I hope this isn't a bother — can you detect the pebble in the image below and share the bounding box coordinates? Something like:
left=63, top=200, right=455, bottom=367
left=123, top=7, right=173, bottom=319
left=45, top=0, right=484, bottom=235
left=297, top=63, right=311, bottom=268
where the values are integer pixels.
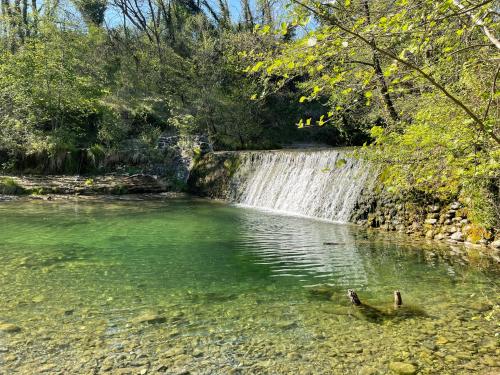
left=0, top=323, right=21, bottom=333
left=32, top=295, right=45, bottom=303
left=445, top=355, right=458, bottom=363
left=4, top=354, right=17, bottom=362
left=388, top=361, right=417, bottom=374
left=100, top=356, right=114, bottom=371
left=436, top=336, right=449, bottom=345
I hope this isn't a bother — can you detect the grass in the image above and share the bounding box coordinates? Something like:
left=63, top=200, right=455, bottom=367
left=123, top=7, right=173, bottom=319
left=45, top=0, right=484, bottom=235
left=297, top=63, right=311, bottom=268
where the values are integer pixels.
left=0, top=177, right=26, bottom=195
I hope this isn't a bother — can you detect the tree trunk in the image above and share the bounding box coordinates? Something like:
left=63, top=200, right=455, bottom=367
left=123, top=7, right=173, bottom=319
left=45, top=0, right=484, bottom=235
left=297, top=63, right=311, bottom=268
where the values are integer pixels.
left=453, top=0, right=500, bottom=50
left=362, top=0, right=399, bottom=123
left=241, top=0, right=254, bottom=30
left=31, top=0, right=37, bottom=33
left=261, top=0, right=272, bottom=25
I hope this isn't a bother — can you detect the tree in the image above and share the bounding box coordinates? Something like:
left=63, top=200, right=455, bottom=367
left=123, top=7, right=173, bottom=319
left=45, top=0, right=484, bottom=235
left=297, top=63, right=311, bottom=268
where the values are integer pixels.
left=245, top=0, right=499, bottom=226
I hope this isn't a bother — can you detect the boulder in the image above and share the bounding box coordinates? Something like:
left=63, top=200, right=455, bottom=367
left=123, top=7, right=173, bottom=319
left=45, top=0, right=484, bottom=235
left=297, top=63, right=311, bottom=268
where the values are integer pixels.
left=490, top=240, right=500, bottom=249
left=450, top=232, right=464, bottom=242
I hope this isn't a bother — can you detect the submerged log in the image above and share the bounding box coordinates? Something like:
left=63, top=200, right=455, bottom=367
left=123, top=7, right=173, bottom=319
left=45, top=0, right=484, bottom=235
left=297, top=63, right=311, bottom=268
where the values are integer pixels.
left=394, top=290, right=403, bottom=307
left=347, top=289, right=362, bottom=306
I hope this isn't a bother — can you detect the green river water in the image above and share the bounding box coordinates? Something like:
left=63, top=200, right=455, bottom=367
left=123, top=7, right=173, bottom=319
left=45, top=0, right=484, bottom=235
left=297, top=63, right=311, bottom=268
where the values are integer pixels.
left=0, top=196, right=498, bottom=374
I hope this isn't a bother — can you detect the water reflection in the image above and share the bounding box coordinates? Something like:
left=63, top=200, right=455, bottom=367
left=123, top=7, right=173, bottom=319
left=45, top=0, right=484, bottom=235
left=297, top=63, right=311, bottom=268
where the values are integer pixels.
left=237, top=207, right=368, bottom=287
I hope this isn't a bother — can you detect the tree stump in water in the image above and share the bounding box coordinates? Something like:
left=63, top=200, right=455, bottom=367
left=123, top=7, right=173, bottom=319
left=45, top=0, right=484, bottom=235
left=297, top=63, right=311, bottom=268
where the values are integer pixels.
left=394, top=290, right=403, bottom=307
left=347, top=289, right=362, bottom=306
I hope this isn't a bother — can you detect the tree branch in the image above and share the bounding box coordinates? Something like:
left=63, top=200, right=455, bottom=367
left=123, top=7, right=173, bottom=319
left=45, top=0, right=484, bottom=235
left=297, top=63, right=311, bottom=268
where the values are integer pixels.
left=291, top=0, right=500, bottom=145
left=452, top=0, right=500, bottom=50
left=483, top=64, right=500, bottom=121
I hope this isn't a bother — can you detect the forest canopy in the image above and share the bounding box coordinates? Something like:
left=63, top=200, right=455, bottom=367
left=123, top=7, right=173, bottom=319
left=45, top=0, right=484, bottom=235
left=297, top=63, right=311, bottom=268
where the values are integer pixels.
left=0, top=0, right=499, bottom=226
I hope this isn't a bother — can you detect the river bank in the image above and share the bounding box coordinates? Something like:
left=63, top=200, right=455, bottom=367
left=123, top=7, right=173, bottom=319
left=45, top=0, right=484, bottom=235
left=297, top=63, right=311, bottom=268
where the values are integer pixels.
left=0, top=174, right=176, bottom=197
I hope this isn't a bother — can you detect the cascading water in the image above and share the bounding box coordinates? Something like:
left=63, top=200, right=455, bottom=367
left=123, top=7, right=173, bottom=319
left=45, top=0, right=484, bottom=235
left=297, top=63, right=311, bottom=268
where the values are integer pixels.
left=228, top=149, right=373, bottom=223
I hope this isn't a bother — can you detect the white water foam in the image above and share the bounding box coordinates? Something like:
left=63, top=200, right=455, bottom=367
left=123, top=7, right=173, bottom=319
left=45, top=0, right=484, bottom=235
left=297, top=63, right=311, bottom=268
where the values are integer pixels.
left=228, top=149, right=373, bottom=223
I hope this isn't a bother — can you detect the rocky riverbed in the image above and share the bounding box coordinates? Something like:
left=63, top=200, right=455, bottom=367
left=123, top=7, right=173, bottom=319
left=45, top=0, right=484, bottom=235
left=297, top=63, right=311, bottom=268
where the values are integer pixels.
left=0, top=198, right=499, bottom=375
left=0, top=281, right=498, bottom=374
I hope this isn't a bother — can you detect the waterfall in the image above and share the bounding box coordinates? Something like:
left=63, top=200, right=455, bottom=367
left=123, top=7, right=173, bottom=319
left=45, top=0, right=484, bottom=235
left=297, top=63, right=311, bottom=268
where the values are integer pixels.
left=228, top=149, right=373, bottom=223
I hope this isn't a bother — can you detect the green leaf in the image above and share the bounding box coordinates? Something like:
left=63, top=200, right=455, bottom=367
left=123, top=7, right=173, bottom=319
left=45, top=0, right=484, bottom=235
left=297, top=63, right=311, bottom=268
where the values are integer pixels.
left=370, top=126, right=384, bottom=138
left=281, top=22, right=288, bottom=35
left=317, top=114, right=325, bottom=126
left=251, top=62, right=264, bottom=72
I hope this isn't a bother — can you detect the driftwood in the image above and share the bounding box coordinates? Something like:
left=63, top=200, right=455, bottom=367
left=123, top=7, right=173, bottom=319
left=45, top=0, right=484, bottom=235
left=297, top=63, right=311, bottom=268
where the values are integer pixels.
left=347, top=289, right=403, bottom=307
left=344, top=290, right=426, bottom=323
left=394, top=290, right=403, bottom=307
left=347, top=289, right=362, bottom=306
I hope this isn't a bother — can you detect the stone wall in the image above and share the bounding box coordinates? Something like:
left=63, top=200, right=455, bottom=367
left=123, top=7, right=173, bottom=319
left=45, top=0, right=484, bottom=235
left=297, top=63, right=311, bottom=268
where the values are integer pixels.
left=187, top=152, right=239, bottom=199
left=351, top=189, right=500, bottom=250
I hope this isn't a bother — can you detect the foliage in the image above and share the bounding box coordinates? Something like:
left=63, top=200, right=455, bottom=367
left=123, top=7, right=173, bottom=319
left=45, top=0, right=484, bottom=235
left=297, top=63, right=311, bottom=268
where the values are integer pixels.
left=0, top=0, right=499, bottom=228
left=245, top=0, right=500, bottom=228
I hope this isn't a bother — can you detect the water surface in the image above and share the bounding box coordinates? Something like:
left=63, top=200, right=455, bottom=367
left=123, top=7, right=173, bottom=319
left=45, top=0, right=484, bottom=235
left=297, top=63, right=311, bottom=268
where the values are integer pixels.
left=0, top=197, right=498, bottom=374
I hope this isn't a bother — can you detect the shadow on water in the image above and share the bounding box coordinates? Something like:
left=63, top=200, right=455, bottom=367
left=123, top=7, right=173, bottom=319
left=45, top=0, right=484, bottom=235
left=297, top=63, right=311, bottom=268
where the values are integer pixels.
left=307, top=285, right=429, bottom=324
left=351, top=304, right=429, bottom=324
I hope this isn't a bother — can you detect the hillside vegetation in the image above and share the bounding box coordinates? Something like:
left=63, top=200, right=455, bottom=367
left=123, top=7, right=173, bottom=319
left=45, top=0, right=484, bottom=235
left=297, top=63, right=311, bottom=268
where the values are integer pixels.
left=0, top=0, right=498, bottom=228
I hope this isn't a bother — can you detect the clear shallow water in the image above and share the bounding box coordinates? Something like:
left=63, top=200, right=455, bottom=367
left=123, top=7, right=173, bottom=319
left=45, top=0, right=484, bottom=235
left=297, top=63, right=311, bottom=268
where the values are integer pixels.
left=0, top=197, right=498, bottom=374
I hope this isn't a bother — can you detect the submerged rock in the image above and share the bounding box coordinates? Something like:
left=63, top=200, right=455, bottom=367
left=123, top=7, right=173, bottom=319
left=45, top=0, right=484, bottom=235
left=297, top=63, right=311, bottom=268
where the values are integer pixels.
left=277, top=321, right=298, bottom=330
left=32, top=295, right=45, bottom=303
left=435, top=336, right=449, bottom=345
left=388, top=362, right=417, bottom=374
left=0, top=323, right=21, bottom=333
left=307, top=285, right=335, bottom=299
left=132, top=312, right=166, bottom=325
